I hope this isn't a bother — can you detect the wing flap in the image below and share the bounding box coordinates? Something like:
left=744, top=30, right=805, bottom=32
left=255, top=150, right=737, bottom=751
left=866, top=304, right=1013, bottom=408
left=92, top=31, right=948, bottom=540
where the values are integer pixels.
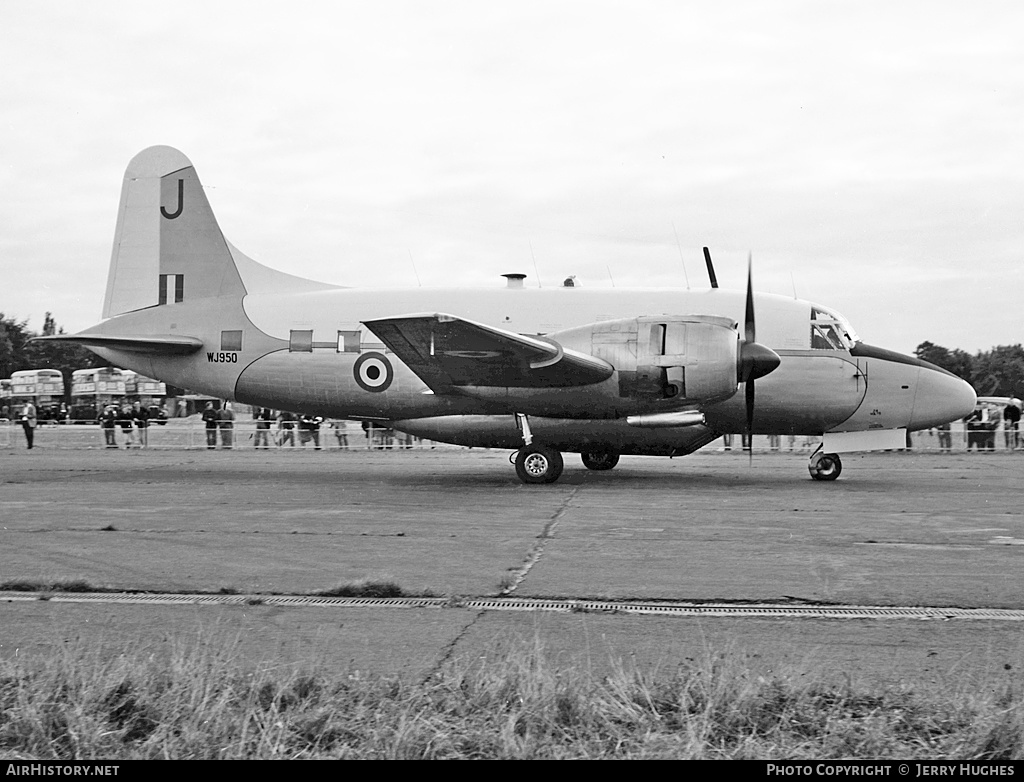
left=363, top=313, right=613, bottom=391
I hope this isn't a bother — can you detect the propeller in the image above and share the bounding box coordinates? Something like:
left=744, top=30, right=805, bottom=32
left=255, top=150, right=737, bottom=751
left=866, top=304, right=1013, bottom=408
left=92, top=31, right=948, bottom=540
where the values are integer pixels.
left=736, top=254, right=781, bottom=461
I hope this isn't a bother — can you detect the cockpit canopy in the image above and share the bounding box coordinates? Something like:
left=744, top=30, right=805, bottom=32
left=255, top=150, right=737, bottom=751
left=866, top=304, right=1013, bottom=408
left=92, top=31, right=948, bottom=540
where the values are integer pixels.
left=810, top=305, right=859, bottom=350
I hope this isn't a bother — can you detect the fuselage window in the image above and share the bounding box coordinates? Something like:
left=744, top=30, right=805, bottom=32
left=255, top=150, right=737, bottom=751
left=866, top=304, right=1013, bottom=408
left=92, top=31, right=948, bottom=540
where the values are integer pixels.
left=220, top=330, right=243, bottom=351
left=289, top=330, right=313, bottom=353
left=337, top=330, right=361, bottom=353
left=811, top=322, right=846, bottom=350
left=810, top=306, right=857, bottom=350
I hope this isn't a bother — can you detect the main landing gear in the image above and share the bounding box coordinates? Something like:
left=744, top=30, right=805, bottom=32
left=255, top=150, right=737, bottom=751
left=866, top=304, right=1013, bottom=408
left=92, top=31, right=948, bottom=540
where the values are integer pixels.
left=513, top=413, right=565, bottom=484
left=581, top=449, right=619, bottom=471
left=512, top=414, right=623, bottom=483
left=512, top=445, right=622, bottom=483
left=513, top=445, right=564, bottom=484
left=808, top=446, right=842, bottom=481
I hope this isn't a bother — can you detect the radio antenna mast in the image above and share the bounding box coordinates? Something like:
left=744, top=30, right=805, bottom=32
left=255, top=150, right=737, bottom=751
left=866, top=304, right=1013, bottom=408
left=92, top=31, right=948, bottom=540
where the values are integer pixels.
left=671, top=221, right=690, bottom=289
left=530, top=241, right=542, bottom=288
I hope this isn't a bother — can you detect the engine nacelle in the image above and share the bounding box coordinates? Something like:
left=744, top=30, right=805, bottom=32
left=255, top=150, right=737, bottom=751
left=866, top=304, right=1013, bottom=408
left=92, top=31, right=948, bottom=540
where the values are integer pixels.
left=551, top=315, right=740, bottom=404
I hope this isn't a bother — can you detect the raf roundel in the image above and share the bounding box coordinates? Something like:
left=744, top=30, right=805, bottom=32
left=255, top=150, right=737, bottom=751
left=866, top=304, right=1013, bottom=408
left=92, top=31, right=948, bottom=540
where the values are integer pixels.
left=353, top=352, right=394, bottom=393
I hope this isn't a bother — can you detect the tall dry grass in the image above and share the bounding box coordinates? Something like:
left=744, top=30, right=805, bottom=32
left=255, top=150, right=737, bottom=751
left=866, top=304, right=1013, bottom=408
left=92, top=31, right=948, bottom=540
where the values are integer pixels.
left=0, top=633, right=1021, bottom=759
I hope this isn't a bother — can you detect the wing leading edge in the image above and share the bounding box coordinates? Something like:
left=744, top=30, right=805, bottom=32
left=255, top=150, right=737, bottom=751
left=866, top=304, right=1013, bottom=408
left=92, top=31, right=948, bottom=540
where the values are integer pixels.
left=363, top=313, right=613, bottom=392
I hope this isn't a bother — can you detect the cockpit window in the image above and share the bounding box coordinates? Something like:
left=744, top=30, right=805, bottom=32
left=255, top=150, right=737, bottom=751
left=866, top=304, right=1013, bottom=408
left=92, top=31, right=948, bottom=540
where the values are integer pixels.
left=810, top=306, right=859, bottom=350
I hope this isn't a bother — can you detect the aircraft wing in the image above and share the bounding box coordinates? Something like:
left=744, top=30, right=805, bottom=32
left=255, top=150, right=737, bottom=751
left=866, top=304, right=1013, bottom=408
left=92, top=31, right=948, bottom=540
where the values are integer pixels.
left=363, top=313, right=614, bottom=392
left=31, top=333, right=204, bottom=355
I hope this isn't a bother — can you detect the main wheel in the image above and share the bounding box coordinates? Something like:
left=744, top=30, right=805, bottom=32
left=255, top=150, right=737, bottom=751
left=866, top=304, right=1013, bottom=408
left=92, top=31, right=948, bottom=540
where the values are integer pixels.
left=809, top=452, right=842, bottom=481
left=581, top=449, right=619, bottom=471
left=515, top=446, right=564, bottom=484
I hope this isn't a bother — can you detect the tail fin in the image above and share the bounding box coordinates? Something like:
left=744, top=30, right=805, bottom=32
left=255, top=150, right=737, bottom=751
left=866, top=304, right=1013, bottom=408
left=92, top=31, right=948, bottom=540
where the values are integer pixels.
left=102, top=146, right=246, bottom=319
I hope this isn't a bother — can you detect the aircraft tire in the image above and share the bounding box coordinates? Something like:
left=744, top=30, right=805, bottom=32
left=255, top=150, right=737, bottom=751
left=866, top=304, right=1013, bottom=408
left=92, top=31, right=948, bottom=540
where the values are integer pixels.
left=809, top=453, right=842, bottom=481
left=515, top=446, right=564, bottom=484
left=581, top=449, right=619, bottom=471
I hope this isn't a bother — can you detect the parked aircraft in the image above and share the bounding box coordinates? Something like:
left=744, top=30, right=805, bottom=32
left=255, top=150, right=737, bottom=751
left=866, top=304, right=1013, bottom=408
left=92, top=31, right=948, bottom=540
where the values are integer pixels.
left=42, top=146, right=976, bottom=483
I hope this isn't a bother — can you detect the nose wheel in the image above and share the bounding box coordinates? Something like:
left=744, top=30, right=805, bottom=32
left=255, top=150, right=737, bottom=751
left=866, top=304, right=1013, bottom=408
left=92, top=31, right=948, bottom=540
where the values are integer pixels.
left=808, top=448, right=842, bottom=481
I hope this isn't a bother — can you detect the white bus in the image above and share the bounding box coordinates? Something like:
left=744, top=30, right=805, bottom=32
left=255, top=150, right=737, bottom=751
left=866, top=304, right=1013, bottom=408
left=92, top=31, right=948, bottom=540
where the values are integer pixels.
left=10, top=369, right=66, bottom=421
left=70, top=367, right=127, bottom=422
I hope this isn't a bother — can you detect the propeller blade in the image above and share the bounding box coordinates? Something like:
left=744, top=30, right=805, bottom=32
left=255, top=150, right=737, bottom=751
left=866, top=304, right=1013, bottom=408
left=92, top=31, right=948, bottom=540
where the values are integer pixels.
left=745, top=376, right=755, bottom=465
left=737, top=252, right=781, bottom=465
left=737, top=253, right=780, bottom=383
left=744, top=252, right=755, bottom=345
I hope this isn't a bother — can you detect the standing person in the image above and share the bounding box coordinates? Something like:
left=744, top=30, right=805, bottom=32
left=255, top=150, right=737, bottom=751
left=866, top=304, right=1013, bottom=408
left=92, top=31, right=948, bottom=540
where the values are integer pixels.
left=965, top=408, right=982, bottom=451
left=299, top=414, right=322, bottom=449
left=331, top=419, right=349, bottom=449
left=132, top=401, right=149, bottom=448
left=219, top=402, right=235, bottom=449
left=278, top=410, right=296, bottom=447
left=253, top=407, right=273, bottom=449
left=1004, top=399, right=1021, bottom=451
left=985, top=406, right=999, bottom=451
left=936, top=421, right=952, bottom=452
left=19, top=400, right=37, bottom=449
left=101, top=404, right=118, bottom=448
left=311, top=415, right=323, bottom=449
left=202, top=402, right=219, bottom=449
left=117, top=403, right=134, bottom=448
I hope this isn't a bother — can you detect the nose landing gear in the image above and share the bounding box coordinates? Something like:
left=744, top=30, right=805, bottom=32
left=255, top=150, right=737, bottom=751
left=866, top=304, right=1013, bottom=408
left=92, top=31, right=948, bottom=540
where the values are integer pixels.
left=808, top=446, right=842, bottom=481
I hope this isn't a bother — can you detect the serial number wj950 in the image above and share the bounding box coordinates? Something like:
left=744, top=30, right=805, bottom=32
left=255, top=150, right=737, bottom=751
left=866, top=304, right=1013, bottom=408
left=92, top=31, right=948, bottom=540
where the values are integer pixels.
left=207, top=352, right=238, bottom=363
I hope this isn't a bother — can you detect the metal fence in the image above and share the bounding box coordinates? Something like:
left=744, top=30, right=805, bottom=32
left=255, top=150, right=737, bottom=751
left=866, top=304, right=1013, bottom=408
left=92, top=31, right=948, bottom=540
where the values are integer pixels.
left=0, top=419, right=446, bottom=451
left=1, top=419, right=1019, bottom=452
left=719, top=423, right=1020, bottom=453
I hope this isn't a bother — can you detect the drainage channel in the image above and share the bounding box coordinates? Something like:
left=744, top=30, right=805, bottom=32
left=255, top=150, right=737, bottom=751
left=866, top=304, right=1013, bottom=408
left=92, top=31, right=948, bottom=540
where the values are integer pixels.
left=3, top=591, right=1024, bottom=620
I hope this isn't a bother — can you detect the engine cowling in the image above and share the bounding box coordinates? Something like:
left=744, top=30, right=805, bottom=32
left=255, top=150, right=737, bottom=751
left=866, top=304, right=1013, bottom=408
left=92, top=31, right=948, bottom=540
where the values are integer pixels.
left=551, top=315, right=740, bottom=405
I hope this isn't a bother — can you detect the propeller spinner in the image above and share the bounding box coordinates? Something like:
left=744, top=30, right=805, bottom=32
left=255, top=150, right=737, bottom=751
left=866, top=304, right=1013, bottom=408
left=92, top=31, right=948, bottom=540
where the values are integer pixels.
left=737, top=256, right=781, bottom=453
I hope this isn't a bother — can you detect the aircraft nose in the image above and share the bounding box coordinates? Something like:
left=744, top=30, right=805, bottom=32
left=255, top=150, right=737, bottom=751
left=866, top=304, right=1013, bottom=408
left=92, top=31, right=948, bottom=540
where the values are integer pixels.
left=909, top=367, right=977, bottom=429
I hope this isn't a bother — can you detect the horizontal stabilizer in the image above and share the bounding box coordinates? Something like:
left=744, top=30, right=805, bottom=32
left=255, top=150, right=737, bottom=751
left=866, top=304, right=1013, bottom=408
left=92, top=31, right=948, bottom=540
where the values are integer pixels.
left=32, top=333, right=204, bottom=356
left=363, top=313, right=614, bottom=392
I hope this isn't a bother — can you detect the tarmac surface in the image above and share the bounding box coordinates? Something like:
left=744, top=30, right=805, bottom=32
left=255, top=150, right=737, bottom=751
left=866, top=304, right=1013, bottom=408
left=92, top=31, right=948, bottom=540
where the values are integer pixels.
left=1, top=443, right=1022, bottom=688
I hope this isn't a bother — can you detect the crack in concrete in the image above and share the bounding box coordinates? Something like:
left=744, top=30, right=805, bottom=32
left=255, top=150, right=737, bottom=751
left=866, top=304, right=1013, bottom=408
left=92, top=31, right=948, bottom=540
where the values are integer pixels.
left=420, top=609, right=487, bottom=686
left=499, top=487, right=579, bottom=597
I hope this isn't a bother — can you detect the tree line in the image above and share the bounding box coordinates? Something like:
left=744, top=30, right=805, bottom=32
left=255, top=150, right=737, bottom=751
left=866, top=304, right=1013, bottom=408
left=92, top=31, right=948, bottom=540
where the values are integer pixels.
left=2, top=312, right=1021, bottom=401
left=0, top=312, right=107, bottom=396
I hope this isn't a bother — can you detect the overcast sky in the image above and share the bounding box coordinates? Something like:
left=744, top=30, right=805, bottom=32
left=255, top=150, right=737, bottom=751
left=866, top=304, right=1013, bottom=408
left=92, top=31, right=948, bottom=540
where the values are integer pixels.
left=1, top=1, right=1021, bottom=355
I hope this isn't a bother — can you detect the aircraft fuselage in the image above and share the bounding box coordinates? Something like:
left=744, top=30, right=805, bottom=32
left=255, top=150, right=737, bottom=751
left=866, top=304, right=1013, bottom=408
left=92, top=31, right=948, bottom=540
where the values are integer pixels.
left=88, top=285, right=972, bottom=443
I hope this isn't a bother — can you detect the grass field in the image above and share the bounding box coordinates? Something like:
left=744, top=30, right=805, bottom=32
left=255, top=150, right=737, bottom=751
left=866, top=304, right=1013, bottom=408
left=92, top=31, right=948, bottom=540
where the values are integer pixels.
left=1, top=631, right=1021, bottom=760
